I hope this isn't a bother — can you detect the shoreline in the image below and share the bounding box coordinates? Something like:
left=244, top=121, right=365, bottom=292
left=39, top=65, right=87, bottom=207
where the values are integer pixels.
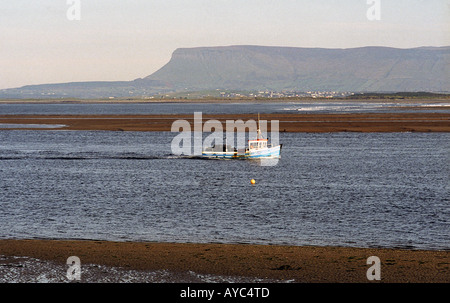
left=0, top=239, right=448, bottom=283
left=0, top=98, right=449, bottom=104
left=1, top=112, right=449, bottom=132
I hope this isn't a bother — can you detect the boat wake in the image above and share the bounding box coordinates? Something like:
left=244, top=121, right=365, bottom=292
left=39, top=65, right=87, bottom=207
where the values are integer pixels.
left=0, top=152, right=189, bottom=161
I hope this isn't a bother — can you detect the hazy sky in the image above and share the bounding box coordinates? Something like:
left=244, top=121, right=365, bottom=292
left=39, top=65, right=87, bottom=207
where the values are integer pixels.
left=1, top=0, right=449, bottom=89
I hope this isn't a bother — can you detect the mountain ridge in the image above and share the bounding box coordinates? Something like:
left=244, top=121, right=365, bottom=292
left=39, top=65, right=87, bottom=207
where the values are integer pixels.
left=1, top=45, right=449, bottom=98
left=145, top=45, right=450, bottom=92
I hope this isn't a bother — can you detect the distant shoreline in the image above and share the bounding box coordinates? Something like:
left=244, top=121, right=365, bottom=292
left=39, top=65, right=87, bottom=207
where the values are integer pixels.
left=0, top=239, right=448, bottom=283
left=0, top=97, right=449, bottom=104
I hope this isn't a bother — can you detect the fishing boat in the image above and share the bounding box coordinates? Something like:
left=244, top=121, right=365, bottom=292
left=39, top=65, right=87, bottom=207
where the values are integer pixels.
left=202, top=114, right=282, bottom=159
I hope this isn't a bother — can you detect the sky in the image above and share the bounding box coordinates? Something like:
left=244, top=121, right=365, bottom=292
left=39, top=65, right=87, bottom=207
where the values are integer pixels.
left=0, top=0, right=449, bottom=89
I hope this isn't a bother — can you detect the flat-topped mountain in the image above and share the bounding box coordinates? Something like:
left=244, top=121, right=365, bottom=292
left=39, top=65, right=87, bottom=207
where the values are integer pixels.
left=2, top=45, right=449, bottom=98
left=145, top=45, right=450, bottom=92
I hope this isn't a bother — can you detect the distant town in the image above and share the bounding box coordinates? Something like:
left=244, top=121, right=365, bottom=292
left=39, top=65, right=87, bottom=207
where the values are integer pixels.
left=217, top=90, right=351, bottom=99
left=144, top=90, right=449, bottom=100
left=146, top=90, right=353, bottom=100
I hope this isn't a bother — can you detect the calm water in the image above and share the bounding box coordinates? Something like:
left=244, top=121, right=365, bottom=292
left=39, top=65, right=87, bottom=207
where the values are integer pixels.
left=0, top=130, right=448, bottom=250
left=0, top=101, right=449, bottom=115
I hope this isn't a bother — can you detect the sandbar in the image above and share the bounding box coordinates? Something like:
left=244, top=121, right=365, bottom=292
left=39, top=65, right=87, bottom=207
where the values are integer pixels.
left=0, top=113, right=449, bottom=132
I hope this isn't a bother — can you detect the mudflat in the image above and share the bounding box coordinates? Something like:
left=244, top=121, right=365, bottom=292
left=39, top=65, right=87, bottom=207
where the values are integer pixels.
left=0, top=239, right=448, bottom=282
left=0, top=112, right=449, bottom=132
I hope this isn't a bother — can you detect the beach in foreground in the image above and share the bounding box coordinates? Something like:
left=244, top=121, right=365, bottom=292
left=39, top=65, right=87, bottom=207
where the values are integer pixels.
left=0, top=112, right=449, bottom=132
left=0, top=239, right=448, bottom=283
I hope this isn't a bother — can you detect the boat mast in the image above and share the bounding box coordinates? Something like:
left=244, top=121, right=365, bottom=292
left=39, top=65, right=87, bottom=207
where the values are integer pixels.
left=257, top=113, right=261, bottom=140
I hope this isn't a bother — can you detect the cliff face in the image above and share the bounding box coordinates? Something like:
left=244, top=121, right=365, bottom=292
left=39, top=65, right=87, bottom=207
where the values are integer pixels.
left=146, top=45, right=450, bottom=92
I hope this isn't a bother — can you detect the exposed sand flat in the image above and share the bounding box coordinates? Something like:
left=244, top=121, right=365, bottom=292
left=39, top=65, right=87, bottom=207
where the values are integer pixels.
left=0, top=239, right=448, bottom=283
left=0, top=113, right=449, bottom=132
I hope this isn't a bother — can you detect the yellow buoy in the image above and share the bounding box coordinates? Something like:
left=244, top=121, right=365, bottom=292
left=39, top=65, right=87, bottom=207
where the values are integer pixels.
left=250, top=179, right=256, bottom=185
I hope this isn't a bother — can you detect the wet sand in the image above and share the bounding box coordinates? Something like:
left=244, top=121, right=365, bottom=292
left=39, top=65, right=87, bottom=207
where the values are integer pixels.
left=0, top=239, right=448, bottom=283
left=0, top=112, right=449, bottom=132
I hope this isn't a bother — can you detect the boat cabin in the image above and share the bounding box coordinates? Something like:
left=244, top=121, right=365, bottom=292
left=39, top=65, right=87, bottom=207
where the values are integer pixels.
left=248, top=139, right=268, bottom=150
